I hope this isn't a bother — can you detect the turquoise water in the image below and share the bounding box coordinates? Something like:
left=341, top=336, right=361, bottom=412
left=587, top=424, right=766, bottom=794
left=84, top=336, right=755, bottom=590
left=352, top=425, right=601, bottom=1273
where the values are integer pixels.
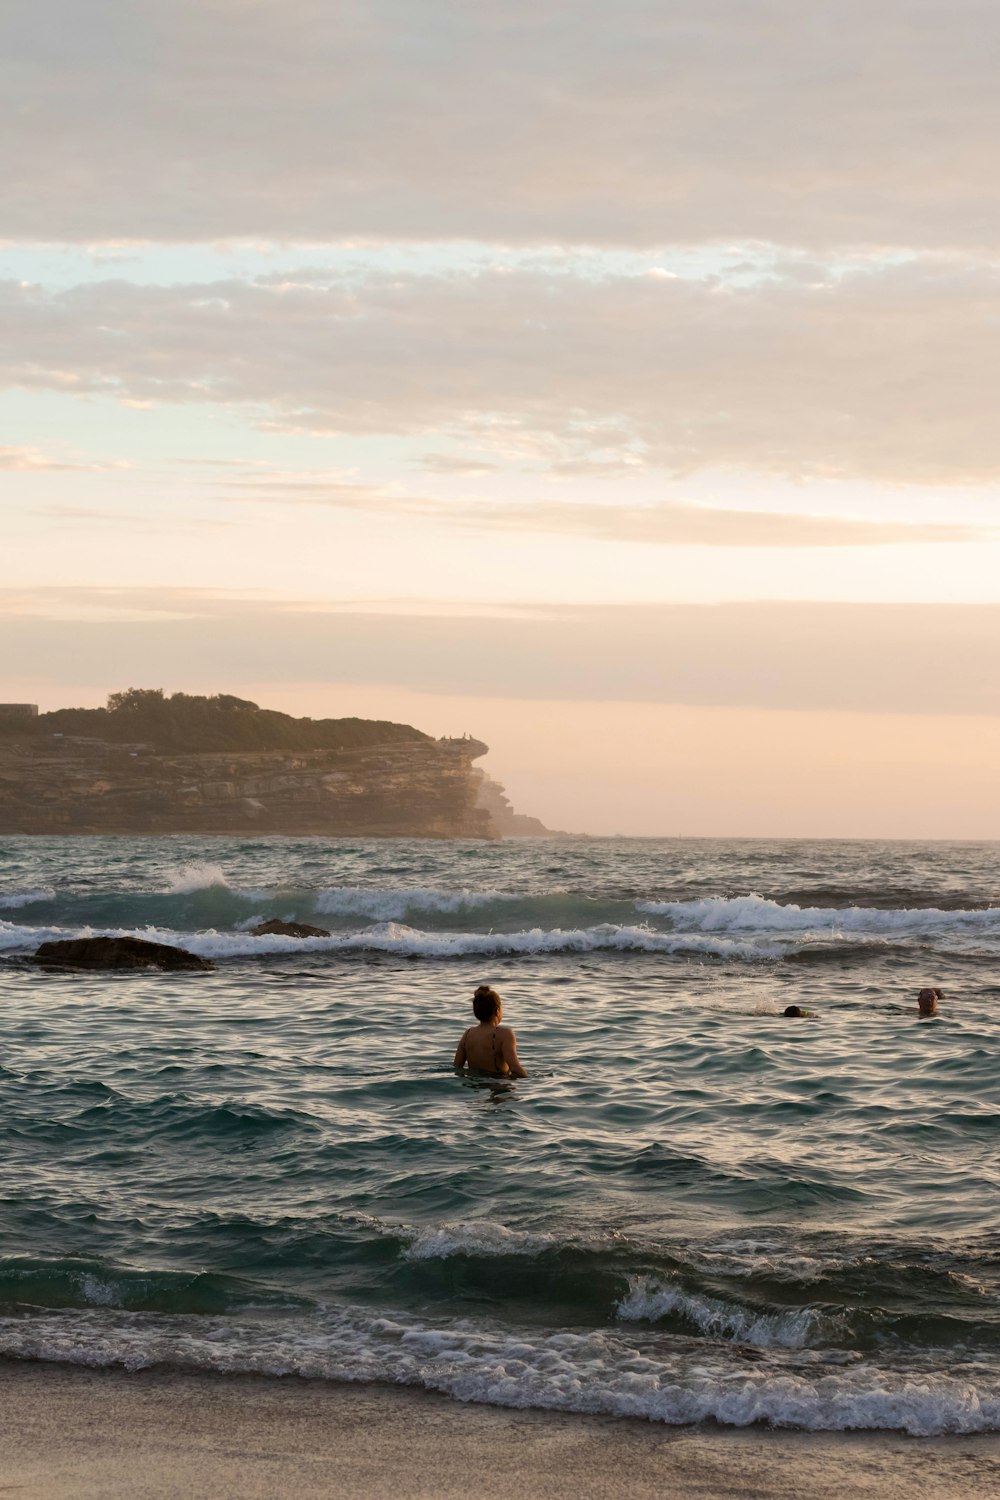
left=2, top=836, right=999, bottom=1433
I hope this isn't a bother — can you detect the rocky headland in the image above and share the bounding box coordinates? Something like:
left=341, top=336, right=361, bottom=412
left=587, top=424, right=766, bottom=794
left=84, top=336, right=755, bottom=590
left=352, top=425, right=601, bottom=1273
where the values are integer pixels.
left=0, top=690, right=550, bottom=839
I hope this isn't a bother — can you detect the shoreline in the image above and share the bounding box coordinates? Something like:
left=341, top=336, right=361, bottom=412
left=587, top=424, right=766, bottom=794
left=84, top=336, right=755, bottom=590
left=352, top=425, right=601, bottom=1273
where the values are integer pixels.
left=2, top=1361, right=998, bottom=1500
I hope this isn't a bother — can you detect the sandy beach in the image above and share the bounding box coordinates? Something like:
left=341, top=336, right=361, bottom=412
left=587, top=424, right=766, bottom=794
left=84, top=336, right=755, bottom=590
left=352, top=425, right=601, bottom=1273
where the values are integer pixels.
left=1, top=1361, right=997, bottom=1500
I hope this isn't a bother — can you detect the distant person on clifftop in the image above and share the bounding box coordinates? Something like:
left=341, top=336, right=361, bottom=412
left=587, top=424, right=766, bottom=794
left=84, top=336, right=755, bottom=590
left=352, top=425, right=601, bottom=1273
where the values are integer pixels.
left=454, top=985, right=528, bottom=1079
left=917, top=987, right=943, bottom=1017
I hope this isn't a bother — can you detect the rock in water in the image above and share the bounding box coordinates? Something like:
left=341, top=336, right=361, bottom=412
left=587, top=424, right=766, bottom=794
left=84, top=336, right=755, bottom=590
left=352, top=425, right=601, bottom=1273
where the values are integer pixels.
left=248, top=918, right=332, bottom=938
left=32, top=936, right=214, bottom=971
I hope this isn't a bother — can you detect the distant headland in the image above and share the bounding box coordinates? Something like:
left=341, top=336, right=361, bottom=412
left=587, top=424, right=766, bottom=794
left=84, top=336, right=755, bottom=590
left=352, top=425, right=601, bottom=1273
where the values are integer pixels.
left=0, top=690, right=551, bottom=839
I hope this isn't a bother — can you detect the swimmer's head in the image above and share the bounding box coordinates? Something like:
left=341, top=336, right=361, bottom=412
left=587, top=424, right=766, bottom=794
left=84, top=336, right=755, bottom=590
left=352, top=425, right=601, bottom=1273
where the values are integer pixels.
left=917, top=987, right=942, bottom=1016
left=783, top=1005, right=811, bottom=1017
left=473, top=984, right=502, bottom=1023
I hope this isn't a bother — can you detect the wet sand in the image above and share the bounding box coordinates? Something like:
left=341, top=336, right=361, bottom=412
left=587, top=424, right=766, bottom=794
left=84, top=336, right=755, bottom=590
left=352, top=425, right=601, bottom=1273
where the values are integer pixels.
left=2, top=1361, right=998, bottom=1500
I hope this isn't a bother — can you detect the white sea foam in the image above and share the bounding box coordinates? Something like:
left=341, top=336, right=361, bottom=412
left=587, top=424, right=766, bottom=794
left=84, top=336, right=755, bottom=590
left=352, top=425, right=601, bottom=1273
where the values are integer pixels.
left=315, top=886, right=508, bottom=920
left=0, top=888, right=55, bottom=908
left=0, top=919, right=84, bottom=952
left=682, top=1239, right=844, bottom=1284
left=615, top=1274, right=822, bottom=1349
left=174, top=921, right=777, bottom=962
left=0, top=916, right=774, bottom=960
left=165, top=862, right=230, bottom=893
left=1, top=1306, right=998, bottom=1435
left=163, top=863, right=272, bottom=901
left=395, top=1222, right=842, bottom=1288
left=636, top=893, right=1000, bottom=933
left=403, top=1221, right=562, bottom=1261
left=78, top=1275, right=120, bottom=1308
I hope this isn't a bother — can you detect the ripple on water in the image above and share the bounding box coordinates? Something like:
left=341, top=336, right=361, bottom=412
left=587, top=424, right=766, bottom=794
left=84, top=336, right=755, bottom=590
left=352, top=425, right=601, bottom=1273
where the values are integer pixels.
left=2, top=835, right=1000, bottom=1429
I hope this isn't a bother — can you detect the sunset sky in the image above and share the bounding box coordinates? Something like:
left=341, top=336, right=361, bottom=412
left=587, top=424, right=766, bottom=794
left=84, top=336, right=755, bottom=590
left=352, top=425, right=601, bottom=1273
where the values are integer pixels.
left=3, top=1, right=999, bottom=836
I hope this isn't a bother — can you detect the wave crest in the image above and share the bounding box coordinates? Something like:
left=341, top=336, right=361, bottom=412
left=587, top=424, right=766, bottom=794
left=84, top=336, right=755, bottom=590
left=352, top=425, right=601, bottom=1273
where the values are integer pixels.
left=1, top=1304, right=998, bottom=1434
left=615, top=1274, right=823, bottom=1349
left=0, top=888, right=56, bottom=909
left=0, top=918, right=778, bottom=961
left=636, top=893, right=1000, bottom=933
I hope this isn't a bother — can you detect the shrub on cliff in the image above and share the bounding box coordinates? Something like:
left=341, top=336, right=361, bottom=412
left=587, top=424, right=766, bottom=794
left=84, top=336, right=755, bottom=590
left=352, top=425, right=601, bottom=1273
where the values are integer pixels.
left=34, top=690, right=429, bottom=754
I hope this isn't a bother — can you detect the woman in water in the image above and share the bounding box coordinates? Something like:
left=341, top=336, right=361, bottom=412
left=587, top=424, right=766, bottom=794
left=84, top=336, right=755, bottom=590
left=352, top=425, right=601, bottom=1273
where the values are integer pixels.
left=917, top=987, right=943, bottom=1017
left=453, top=985, right=528, bottom=1078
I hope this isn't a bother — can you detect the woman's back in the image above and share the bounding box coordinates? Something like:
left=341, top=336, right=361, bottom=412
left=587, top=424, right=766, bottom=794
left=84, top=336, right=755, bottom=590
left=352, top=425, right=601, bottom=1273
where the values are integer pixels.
left=458, top=1022, right=511, bottom=1076
left=454, top=986, right=527, bottom=1078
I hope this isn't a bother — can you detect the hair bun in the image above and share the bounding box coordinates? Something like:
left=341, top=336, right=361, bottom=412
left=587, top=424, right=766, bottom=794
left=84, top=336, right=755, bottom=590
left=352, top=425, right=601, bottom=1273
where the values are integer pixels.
left=472, top=983, right=502, bottom=1021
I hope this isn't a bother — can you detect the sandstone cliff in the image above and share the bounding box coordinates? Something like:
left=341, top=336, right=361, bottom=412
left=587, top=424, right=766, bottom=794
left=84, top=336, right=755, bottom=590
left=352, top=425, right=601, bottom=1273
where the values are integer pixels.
left=0, top=732, right=502, bottom=837
left=474, top=772, right=552, bottom=837
left=0, top=692, right=544, bottom=838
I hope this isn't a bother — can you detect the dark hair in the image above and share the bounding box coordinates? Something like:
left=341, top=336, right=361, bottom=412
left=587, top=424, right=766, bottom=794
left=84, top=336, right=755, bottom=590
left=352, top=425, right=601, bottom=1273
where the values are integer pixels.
left=473, top=984, right=501, bottom=1022
left=783, top=1005, right=805, bottom=1017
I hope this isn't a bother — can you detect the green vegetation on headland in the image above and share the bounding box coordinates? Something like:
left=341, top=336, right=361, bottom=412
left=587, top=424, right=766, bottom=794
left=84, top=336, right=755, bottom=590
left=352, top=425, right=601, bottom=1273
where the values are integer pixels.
left=3, top=689, right=430, bottom=755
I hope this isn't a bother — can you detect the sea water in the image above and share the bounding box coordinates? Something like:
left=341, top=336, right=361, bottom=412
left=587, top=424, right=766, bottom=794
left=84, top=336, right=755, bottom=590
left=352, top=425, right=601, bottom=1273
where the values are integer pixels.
left=1, top=835, right=999, bottom=1434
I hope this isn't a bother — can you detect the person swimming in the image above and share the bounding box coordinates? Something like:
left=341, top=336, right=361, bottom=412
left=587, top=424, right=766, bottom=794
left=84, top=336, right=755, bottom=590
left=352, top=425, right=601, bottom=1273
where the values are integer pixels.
left=783, top=1005, right=814, bottom=1017
left=917, top=987, right=943, bottom=1017
left=453, top=985, right=528, bottom=1079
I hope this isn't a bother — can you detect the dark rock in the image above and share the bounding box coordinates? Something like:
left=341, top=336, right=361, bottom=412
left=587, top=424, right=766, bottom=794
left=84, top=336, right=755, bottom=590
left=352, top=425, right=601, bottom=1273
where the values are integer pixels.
left=249, top=918, right=332, bottom=938
left=32, top=936, right=214, bottom=971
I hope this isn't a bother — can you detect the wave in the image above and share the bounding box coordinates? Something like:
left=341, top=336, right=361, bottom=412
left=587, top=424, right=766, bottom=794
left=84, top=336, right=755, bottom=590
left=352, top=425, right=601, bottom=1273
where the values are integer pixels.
left=315, top=885, right=509, bottom=920
left=0, top=1257, right=307, bottom=1316
left=5, top=875, right=1000, bottom=953
left=0, top=917, right=779, bottom=962
left=2, top=1302, right=998, bottom=1434
left=0, top=888, right=56, bottom=909
left=636, top=893, right=1000, bottom=933
left=402, top=1221, right=565, bottom=1261
left=165, top=862, right=231, bottom=893
left=615, top=1274, right=824, bottom=1349
left=165, top=862, right=273, bottom=901
left=767, top=886, right=1000, bottom=912
left=4, top=1221, right=997, bottom=1339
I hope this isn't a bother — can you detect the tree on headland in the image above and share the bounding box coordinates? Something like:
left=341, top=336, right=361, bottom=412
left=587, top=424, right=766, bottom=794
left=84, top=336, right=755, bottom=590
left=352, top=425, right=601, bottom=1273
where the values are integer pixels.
left=28, top=689, right=428, bottom=754
left=106, top=688, right=166, bottom=713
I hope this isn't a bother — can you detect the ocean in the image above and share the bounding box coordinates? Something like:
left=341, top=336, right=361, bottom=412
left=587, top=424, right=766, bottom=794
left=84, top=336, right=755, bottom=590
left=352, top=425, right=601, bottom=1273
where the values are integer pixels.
left=1, top=835, right=999, bottom=1435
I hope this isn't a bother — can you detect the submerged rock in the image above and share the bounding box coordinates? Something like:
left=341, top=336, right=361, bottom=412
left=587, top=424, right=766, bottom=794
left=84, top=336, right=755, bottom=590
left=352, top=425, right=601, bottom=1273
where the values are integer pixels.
left=248, top=918, right=332, bottom=939
left=32, top=936, right=214, bottom=971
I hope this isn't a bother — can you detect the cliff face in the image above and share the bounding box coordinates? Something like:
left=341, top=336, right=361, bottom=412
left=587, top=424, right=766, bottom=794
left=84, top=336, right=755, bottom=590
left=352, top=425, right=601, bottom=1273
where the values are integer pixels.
left=0, top=733, right=498, bottom=838
left=474, top=772, right=552, bottom=837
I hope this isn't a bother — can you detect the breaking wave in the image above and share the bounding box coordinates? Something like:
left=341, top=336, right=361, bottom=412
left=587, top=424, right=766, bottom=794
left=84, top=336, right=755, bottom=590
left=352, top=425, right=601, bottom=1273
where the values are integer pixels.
left=0, top=917, right=781, bottom=962
left=315, top=886, right=508, bottom=919
left=0, top=888, right=56, bottom=909
left=615, top=1274, right=824, bottom=1348
left=1, top=1301, right=998, bottom=1434
left=637, top=893, right=1000, bottom=933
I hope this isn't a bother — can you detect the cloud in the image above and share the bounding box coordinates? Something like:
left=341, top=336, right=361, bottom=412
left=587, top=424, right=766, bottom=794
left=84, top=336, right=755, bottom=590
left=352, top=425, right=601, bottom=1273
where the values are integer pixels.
left=210, top=469, right=982, bottom=548
left=419, top=454, right=501, bottom=477
left=2, top=2, right=999, bottom=249
left=440, top=500, right=979, bottom=548
left=0, top=444, right=114, bottom=472
left=6, top=259, right=1000, bottom=483
left=3, top=590, right=999, bottom=717
left=0, top=586, right=303, bottom=621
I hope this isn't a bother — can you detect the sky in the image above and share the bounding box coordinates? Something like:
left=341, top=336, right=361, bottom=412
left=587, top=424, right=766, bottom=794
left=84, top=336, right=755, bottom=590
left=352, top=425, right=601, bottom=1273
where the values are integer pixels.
left=3, top=1, right=1000, bottom=837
